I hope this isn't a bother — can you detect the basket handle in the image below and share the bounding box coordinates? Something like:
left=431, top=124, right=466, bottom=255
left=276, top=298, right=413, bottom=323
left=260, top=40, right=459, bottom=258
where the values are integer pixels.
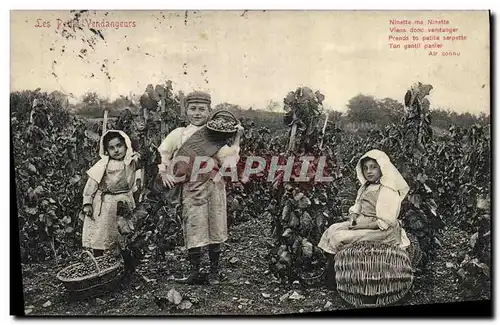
left=81, top=250, right=101, bottom=274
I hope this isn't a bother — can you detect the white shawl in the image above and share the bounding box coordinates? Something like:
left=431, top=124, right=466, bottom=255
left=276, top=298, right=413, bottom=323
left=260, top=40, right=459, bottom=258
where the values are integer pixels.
left=350, top=149, right=410, bottom=230
left=86, top=129, right=136, bottom=184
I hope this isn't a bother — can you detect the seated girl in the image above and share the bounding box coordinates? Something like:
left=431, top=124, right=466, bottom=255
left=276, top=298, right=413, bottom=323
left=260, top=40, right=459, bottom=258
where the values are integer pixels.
left=318, top=149, right=411, bottom=287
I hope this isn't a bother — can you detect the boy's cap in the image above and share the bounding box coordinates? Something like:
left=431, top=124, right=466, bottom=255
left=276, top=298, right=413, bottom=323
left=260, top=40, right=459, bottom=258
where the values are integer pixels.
left=185, top=91, right=211, bottom=105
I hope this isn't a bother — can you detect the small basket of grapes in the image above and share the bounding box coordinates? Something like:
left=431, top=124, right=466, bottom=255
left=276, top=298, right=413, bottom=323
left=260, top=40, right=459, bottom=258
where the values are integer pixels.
left=56, top=250, right=124, bottom=299
left=206, top=109, right=240, bottom=133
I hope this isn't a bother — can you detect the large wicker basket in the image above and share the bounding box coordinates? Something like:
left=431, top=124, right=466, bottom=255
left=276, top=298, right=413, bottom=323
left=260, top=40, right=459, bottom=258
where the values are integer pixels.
left=56, top=251, right=124, bottom=300
left=406, top=232, right=422, bottom=270
left=334, top=242, right=414, bottom=307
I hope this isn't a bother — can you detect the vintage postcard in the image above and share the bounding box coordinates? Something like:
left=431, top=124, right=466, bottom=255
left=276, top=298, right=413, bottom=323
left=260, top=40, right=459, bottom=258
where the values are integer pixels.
left=10, top=10, right=491, bottom=316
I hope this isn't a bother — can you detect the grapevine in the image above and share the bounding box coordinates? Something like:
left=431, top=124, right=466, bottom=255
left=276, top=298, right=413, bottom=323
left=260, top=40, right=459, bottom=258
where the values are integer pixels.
left=12, top=82, right=490, bottom=298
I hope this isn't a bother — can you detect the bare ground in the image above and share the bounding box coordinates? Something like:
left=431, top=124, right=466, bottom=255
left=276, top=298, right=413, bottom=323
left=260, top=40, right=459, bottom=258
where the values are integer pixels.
left=20, top=214, right=489, bottom=316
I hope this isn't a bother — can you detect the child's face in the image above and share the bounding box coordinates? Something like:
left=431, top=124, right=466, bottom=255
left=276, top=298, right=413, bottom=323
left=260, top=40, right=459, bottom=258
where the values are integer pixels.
left=187, top=103, right=210, bottom=126
left=107, top=137, right=127, bottom=160
left=362, top=159, right=382, bottom=183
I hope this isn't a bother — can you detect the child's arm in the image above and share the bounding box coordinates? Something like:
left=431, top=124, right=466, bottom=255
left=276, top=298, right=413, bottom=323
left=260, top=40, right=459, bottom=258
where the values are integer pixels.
left=157, top=128, right=183, bottom=173
left=375, top=186, right=403, bottom=230
left=133, top=152, right=145, bottom=170
left=157, top=128, right=184, bottom=188
left=348, top=205, right=360, bottom=220
left=346, top=185, right=364, bottom=222
left=215, top=126, right=243, bottom=170
left=348, top=217, right=380, bottom=230
left=82, top=177, right=99, bottom=219
left=216, top=145, right=241, bottom=170
left=83, top=177, right=98, bottom=205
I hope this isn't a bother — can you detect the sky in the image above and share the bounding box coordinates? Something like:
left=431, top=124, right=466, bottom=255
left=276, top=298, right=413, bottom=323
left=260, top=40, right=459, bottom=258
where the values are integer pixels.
left=10, top=10, right=490, bottom=114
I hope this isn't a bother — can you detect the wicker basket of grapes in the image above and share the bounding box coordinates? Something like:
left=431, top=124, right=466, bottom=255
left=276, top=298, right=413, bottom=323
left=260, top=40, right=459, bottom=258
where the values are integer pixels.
left=206, top=109, right=240, bottom=133
left=56, top=250, right=124, bottom=299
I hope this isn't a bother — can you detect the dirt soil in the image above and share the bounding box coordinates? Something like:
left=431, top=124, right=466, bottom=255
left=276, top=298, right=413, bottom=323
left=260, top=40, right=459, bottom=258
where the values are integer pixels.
left=20, top=214, right=490, bottom=316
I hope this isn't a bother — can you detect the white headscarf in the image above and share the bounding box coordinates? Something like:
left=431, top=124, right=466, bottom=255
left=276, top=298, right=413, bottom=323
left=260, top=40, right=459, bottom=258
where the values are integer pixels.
left=355, top=149, right=410, bottom=198
left=86, top=129, right=134, bottom=183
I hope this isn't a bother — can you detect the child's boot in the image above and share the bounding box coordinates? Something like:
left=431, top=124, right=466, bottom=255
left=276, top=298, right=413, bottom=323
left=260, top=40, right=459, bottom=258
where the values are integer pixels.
left=176, top=248, right=201, bottom=285
left=208, top=244, right=221, bottom=285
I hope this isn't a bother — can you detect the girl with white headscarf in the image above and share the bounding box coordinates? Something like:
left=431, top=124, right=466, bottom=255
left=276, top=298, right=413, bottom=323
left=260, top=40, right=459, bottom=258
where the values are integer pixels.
left=318, top=149, right=411, bottom=287
left=81, top=130, right=142, bottom=257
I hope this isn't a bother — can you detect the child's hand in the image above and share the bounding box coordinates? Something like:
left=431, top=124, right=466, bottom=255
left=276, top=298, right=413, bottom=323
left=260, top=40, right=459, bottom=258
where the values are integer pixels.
left=82, top=204, right=93, bottom=220
left=348, top=217, right=379, bottom=230
left=131, top=152, right=142, bottom=161
left=236, top=124, right=244, bottom=137
left=160, top=171, right=176, bottom=189
left=348, top=213, right=359, bottom=226
left=117, top=216, right=133, bottom=235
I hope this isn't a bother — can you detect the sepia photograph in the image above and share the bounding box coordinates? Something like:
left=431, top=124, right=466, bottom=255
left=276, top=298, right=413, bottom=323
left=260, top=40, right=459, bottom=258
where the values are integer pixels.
left=10, top=9, right=491, bottom=316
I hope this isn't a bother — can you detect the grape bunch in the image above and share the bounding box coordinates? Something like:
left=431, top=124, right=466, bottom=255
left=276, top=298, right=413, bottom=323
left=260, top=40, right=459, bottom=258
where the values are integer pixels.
left=207, top=116, right=238, bottom=132
left=59, top=260, right=99, bottom=278
left=98, top=254, right=120, bottom=270
left=59, top=254, right=120, bottom=279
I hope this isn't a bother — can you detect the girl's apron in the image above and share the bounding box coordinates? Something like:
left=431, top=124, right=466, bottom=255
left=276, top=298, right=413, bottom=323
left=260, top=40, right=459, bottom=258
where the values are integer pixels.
left=318, top=184, right=405, bottom=255
left=82, top=160, right=136, bottom=250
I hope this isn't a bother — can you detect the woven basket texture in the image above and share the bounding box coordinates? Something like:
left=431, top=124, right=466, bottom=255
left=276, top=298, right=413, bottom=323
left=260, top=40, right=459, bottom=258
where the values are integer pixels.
left=406, top=232, right=422, bottom=269
left=56, top=254, right=124, bottom=299
left=334, top=242, right=414, bottom=307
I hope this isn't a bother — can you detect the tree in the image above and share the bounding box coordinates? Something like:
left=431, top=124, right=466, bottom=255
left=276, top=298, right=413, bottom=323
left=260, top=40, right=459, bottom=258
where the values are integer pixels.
left=50, top=91, right=69, bottom=110
left=378, top=97, right=405, bottom=124
left=81, top=91, right=100, bottom=106
left=110, top=95, right=139, bottom=115
left=76, top=92, right=108, bottom=117
left=430, top=108, right=489, bottom=129
left=478, top=112, right=490, bottom=125
left=327, top=110, right=343, bottom=121
left=265, top=100, right=281, bottom=112
left=345, top=95, right=406, bottom=126
left=346, top=94, right=379, bottom=123
left=214, top=102, right=242, bottom=111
